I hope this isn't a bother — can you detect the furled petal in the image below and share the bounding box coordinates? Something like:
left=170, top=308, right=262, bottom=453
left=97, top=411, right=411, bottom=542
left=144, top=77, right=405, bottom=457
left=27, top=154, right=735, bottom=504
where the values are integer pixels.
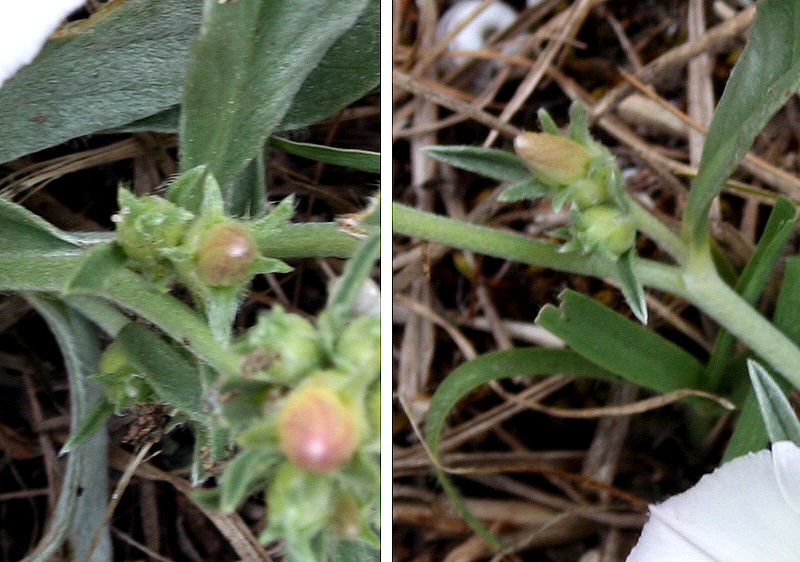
left=0, top=0, right=85, bottom=88
left=626, top=441, right=800, bottom=562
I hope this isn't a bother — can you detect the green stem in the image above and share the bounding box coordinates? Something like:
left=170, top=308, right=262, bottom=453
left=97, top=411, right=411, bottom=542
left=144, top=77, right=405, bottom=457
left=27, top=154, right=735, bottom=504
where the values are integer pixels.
left=682, top=252, right=800, bottom=390
left=628, top=198, right=687, bottom=264
left=260, top=222, right=362, bottom=258
left=393, top=202, right=685, bottom=293
left=0, top=221, right=361, bottom=376
left=393, top=201, right=800, bottom=390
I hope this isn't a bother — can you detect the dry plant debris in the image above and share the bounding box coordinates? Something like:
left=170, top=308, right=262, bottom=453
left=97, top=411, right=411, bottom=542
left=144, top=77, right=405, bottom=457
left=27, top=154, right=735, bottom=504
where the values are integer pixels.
left=392, top=0, right=800, bottom=561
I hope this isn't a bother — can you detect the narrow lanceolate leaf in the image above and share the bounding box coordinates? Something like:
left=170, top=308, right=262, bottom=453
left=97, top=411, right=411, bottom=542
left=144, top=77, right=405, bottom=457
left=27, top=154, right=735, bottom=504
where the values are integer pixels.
left=116, top=322, right=207, bottom=422
left=0, top=0, right=202, bottom=164
left=276, top=0, right=379, bottom=131
left=536, top=289, right=703, bottom=393
left=25, top=295, right=111, bottom=562
left=616, top=249, right=647, bottom=324
left=747, top=359, right=800, bottom=447
left=423, top=145, right=534, bottom=183
left=773, top=255, right=800, bottom=347
left=683, top=0, right=800, bottom=245
left=424, top=348, right=617, bottom=553
left=0, top=197, right=82, bottom=256
left=269, top=137, right=380, bottom=174
left=219, top=449, right=281, bottom=513
left=497, top=178, right=549, bottom=203
left=179, top=0, right=370, bottom=190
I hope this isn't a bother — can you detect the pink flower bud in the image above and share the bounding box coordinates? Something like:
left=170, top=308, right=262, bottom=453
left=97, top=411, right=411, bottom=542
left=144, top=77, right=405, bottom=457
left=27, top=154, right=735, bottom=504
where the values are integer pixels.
left=279, top=384, right=360, bottom=473
left=514, top=132, right=592, bottom=187
left=196, top=222, right=257, bottom=287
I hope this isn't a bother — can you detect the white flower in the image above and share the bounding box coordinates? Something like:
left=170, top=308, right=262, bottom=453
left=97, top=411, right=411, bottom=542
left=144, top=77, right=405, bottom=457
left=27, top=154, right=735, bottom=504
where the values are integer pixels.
left=0, top=0, right=85, bottom=88
left=626, top=441, right=800, bottom=562
left=436, top=0, right=518, bottom=69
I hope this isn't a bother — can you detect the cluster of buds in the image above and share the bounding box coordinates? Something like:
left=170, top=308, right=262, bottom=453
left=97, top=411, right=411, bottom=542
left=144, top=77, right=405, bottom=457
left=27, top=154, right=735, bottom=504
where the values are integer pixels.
left=513, top=102, right=637, bottom=261
left=113, top=170, right=292, bottom=295
left=216, top=303, right=380, bottom=560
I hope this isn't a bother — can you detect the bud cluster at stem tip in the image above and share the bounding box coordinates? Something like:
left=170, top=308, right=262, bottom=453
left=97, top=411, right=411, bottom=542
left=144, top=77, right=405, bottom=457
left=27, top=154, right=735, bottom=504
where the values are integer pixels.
left=512, top=102, right=637, bottom=261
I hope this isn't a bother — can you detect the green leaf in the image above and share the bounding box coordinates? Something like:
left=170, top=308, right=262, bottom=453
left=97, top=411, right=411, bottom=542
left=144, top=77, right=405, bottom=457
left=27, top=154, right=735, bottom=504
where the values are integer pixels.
left=535, top=289, right=703, bottom=392
left=318, top=232, right=380, bottom=354
left=0, top=0, right=202, bottom=164
left=424, top=348, right=616, bottom=553
left=423, top=145, right=533, bottom=183
left=251, top=196, right=296, bottom=243
left=773, top=255, right=800, bottom=346
left=702, top=197, right=798, bottom=390
left=276, top=0, right=379, bottom=131
left=228, top=151, right=268, bottom=219
left=723, top=386, right=769, bottom=462
left=683, top=0, right=800, bottom=245
left=24, top=295, right=111, bottom=562
left=66, top=244, right=127, bottom=293
left=537, top=108, right=560, bottom=135
left=567, top=100, right=590, bottom=145
left=116, top=322, right=208, bottom=422
left=615, top=249, right=647, bottom=324
left=217, top=377, right=274, bottom=427
left=179, top=0, right=370, bottom=190
left=497, top=178, right=549, bottom=202
left=201, top=285, right=241, bottom=347
left=747, top=359, right=800, bottom=446
left=60, top=397, right=115, bottom=454
left=102, top=0, right=380, bottom=137
left=269, top=137, right=380, bottom=174
left=219, top=449, right=281, bottom=513
left=165, top=165, right=209, bottom=215
left=0, top=198, right=82, bottom=256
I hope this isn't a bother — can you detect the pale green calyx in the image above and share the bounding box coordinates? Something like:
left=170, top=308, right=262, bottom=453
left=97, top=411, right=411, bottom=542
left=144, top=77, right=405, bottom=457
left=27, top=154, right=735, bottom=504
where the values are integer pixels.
left=569, top=205, right=636, bottom=260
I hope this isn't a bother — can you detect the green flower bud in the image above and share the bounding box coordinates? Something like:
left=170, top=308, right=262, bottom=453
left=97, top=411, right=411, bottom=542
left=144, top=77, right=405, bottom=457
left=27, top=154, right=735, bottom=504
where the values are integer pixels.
left=96, top=340, right=154, bottom=408
left=569, top=177, right=608, bottom=209
left=260, top=463, right=334, bottom=552
left=115, top=192, right=193, bottom=265
left=576, top=205, right=636, bottom=259
left=514, top=132, right=592, bottom=187
left=244, top=307, right=325, bottom=381
left=278, top=383, right=360, bottom=473
left=335, top=315, right=380, bottom=384
left=195, top=222, right=258, bottom=287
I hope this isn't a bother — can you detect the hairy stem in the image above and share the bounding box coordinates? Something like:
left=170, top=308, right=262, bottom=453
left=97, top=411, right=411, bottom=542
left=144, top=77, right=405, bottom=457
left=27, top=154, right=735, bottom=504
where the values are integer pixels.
left=393, top=201, right=800, bottom=390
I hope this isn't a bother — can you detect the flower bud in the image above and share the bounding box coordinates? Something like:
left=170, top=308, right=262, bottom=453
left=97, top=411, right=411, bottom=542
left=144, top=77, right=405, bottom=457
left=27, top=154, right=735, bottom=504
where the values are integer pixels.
left=569, top=177, right=608, bottom=209
left=195, top=222, right=258, bottom=287
left=514, top=132, right=592, bottom=187
left=279, top=383, right=360, bottom=473
left=244, top=307, right=324, bottom=381
left=115, top=193, right=193, bottom=265
left=577, top=205, right=636, bottom=258
left=335, top=315, right=380, bottom=384
left=96, top=340, right=153, bottom=408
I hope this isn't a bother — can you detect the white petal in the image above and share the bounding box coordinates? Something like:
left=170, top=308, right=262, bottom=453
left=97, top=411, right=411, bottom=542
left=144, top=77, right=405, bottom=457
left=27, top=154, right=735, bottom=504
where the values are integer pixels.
left=625, top=442, right=800, bottom=562
left=0, top=0, right=85, bottom=88
left=772, top=440, right=800, bottom=516
left=436, top=0, right=518, bottom=67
